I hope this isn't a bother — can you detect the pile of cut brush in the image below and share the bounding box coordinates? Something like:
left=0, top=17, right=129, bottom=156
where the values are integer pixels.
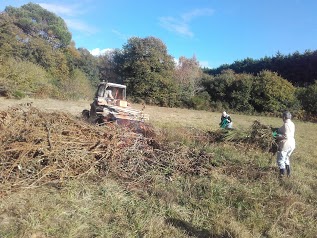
left=207, top=120, right=278, bottom=154
left=0, top=105, right=214, bottom=196
left=0, top=105, right=277, bottom=197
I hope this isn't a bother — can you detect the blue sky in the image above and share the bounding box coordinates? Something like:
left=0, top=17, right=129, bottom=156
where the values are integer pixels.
left=1, top=0, right=316, bottom=68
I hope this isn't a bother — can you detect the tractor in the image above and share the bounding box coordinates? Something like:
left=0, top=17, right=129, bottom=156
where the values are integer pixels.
left=82, top=81, right=149, bottom=126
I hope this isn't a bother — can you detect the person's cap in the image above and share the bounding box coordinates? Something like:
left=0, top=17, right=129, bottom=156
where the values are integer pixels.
left=283, top=111, right=292, bottom=119
left=222, top=111, right=227, bottom=116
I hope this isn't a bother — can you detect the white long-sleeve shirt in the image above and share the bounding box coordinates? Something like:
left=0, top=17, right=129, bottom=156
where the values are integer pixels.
left=105, top=89, right=114, bottom=99
left=278, top=119, right=296, bottom=151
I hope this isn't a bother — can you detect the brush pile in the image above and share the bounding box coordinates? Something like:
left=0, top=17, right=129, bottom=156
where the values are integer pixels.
left=247, top=120, right=278, bottom=153
left=207, top=120, right=278, bottom=153
left=0, top=105, right=278, bottom=196
left=0, top=105, right=214, bottom=196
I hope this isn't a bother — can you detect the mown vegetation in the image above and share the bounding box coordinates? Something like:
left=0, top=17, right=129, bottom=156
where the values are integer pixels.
left=0, top=104, right=316, bottom=238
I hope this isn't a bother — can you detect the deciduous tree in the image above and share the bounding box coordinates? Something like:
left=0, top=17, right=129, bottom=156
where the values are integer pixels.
left=174, top=55, right=203, bottom=97
left=5, top=3, right=71, bottom=48
left=251, top=70, right=296, bottom=112
left=116, top=36, right=176, bottom=106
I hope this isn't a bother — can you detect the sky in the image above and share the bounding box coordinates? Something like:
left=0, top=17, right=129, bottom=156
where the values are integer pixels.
left=1, top=0, right=317, bottom=69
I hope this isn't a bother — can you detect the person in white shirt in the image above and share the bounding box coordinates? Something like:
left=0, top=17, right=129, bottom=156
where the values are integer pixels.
left=276, top=111, right=296, bottom=177
left=105, top=87, right=114, bottom=100
left=219, top=111, right=233, bottom=129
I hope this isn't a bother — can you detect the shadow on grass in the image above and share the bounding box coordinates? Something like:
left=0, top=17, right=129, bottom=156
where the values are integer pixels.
left=165, top=217, right=231, bottom=238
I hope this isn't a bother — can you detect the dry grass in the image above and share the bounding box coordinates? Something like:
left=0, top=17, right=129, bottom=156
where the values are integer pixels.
left=141, top=103, right=317, bottom=167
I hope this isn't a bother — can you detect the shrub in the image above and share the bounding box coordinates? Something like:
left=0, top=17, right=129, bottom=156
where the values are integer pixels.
left=58, top=69, right=94, bottom=100
left=188, top=91, right=211, bottom=110
left=251, top=70, right=296, bottom=112
left=0, top=57, right=52, bottom=98
left=297, top=80, right=317, bottom=115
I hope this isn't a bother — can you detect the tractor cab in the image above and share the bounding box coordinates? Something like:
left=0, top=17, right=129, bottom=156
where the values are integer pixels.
left=84, top=80, right=148, bottom=125
left=95, top=81, right=128, bottom=107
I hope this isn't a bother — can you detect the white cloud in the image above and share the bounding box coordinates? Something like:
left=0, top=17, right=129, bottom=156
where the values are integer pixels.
left=182, top=8, right=214, bottom=22
left=90, top=48, right=114, bottom=56
left=159, top=8, right=214, bottom=37
left=39, top=3, right=79, bottom=17
left=199, top=60, right=211, bottom=68
left=173, top=57, right=179, bottom=66
left=39, top=3, right=97, bottom=35
left=65, top=19, right=98, bottom=35
left=112, top=29, right=129, bottom=40
left=159, top=17, right=193, bottom=37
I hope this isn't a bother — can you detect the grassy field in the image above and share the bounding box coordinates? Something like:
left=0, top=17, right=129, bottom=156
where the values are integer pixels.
left=0, top=98, right=316, bottom=238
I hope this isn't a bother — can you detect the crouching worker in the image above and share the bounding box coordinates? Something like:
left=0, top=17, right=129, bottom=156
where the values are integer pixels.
left=219, top=111, right=233, bottom=129
left=276, top=111, right=296, bottom=178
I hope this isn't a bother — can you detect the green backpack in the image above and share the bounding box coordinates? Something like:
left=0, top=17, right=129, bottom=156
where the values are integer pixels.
left=220, top=119, right=229, bottom=128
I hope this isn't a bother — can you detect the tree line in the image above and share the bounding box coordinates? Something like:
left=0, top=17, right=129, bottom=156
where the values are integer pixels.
left=204, top=51, right=317, bottom=87
left=0, top=3, right=316, bottom=119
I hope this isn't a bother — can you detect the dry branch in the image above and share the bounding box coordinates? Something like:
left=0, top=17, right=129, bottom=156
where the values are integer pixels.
left=0, top=106, right=214, bottom=196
